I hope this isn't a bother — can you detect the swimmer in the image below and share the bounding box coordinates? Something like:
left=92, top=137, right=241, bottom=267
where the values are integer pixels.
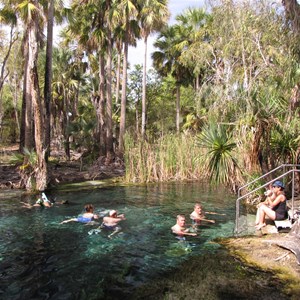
left=60, top=204, right=99, bottom=224
left=100, top=210, right=126, bottom=238
left=35, top=193, right=53, bottom=207
left=21, top=193, right=54, bottom=208
left=171, top=214, right=197, bottom=237
left=190, top=203, right=215, bottom=225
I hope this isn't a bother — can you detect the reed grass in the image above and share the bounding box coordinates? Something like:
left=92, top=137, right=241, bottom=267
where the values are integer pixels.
left=124, top=133, right=206, bottom=183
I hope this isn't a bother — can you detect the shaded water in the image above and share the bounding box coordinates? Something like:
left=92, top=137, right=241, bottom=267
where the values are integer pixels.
left=0, top=182, right=289, bottom=299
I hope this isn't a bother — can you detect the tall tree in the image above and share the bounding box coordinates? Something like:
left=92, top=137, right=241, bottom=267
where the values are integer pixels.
left=175, top=7, right=210, bottom=91
left=43, top=0, right=54, bottom=162
left=0, top=7, right=18, bottom=138
left=22, top=0, right=48, bottom=190
left=117, top=0, right=140, bottom=155
left=68, top=0, right=107, bottom=156
left=139, top=0, right=169, bottom=139
left=152, top=25, right=193, bottom=133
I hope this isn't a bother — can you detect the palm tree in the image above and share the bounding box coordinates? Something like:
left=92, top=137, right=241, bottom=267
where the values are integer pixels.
left=17, top=0, right=48, bottom=190
left=139, top=0, right=169, bottom=140
left=51, top=47, right=81, bottom=160
left=2, top=0, right=50, bottom=189
left=44, top=0, right=54, bottom=162
left=105, top=0, right=115, bottom=161
left=43, top=0, right=67, bottom=162
left=116, top=0, right=140, bottom=155
left=175, top=7, right=210, bottom=90
left=152, top=25, right=193, bottom=133
left=0, top=6, right=18, bottom=139
left=68, top=0, right=108, bottom=156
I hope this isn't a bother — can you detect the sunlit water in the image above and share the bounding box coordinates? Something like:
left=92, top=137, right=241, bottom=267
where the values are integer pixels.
left=0, top=182, right=289, bottom=299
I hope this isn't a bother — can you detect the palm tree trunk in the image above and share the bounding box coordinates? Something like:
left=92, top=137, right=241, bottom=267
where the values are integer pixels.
left=119, top=22, right=129, bottom=155
left=10, top=75, right=20, bottom=134
left=24, top=41, right=33, bottom=151
left=141, top=36, right=147, bottom=140
left=176, top=84, right=180, bottom=133
left=44, top=0, right=54, bottom=162
left=115, top=52, right=121, bottom=104
left=99, top=53, right=106, bottom=156
left=20, top=58, right=27, bottom=150
left=106, top=31, right=114, bottom=160
left=28, top=17, right=48, bottom=191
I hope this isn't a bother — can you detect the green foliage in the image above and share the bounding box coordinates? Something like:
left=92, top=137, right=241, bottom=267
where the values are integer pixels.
left=2, top=0, right=300, bottom=190
left=197, top=124, right=238, bottom=186
left=10, top=148, right=37, bottom=171
left=138, top=72, right=176, bottom=137
left=124, top=133, right=205, bottom=183
left=241, top=171, right=267, bottom=200
left=270, top=119, right=300, bottom=165
left=68, top=99, right=97, bottom=158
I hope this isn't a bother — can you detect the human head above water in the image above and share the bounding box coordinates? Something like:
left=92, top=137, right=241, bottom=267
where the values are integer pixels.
left=272, top=180, right=284, bottom=190
left=194, top=203, right=202, bottom=210
left=176, top=214, right=186, bottom=225
left=109, top=210, right=117, bottom=217
left=84, top=204, right=94, bottom=213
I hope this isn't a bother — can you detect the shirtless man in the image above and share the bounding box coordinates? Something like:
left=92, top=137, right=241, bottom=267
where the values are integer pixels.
left=190, top=203, right=215, bottom=225
left=101, top=210, right=126, bottom=237
left=171, top=214, right=197, bottom=237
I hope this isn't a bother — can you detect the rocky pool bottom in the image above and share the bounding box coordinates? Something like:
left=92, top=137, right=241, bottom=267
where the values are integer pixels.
left=130, top=249, right=290, bottom=300
left=0, top=183, right=294, bottom=299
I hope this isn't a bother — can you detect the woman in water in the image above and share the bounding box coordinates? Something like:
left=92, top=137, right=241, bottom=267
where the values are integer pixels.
left=60, top=204, right=99, bottom=224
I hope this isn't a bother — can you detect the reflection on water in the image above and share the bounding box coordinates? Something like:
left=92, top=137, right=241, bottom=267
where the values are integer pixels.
left=0, top=182, right=288, bottom=299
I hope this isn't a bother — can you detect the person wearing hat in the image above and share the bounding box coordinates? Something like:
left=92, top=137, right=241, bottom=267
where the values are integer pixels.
left=255, top=180, right=287, bottom=230
left=100, top=210, right=126, bottom=238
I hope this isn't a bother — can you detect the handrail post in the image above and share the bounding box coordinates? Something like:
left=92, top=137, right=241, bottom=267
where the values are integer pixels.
left=292, top=169, right=295, bottom=218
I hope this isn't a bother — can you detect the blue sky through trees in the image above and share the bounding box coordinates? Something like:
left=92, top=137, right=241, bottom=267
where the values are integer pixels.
left=128, top=0, right=205, bottom=69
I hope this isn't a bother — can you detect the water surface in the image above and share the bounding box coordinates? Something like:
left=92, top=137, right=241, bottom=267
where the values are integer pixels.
left=0, top=182, right=289, bottom=299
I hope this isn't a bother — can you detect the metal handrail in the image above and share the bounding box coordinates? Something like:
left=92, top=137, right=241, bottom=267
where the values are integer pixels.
left=237, top=164, right=299, bottom=199
left=235, top=164, right=300, bottom=235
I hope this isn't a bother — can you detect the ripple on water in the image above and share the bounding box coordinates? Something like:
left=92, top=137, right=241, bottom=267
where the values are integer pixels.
left=0, top=183, right=289, bottom=299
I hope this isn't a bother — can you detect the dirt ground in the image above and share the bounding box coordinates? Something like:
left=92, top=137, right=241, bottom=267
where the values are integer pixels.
left=221, top=233, right=300, bottom=298
left=0, top=144, right=125, bottom=189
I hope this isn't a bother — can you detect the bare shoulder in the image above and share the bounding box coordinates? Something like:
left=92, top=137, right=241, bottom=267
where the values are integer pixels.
left=171, top=224, right=178, bottom=232
left=190, top=211, right=196, bottom=218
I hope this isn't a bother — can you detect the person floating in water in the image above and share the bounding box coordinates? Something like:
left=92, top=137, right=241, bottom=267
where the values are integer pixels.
left=21, top=192, right=63, bottom=208
left=190, top=203, right=215, bottom=226
left=171, top=214, right=197, bottom=239
left=60, top=204, right=99, bottom=224
left=35, top=192, right=53, bottom=207
left=100, top=210, right=126, bottom=238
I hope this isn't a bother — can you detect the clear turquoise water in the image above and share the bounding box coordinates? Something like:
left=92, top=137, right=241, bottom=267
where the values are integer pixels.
left=0, top=182, right=288, bottom=299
